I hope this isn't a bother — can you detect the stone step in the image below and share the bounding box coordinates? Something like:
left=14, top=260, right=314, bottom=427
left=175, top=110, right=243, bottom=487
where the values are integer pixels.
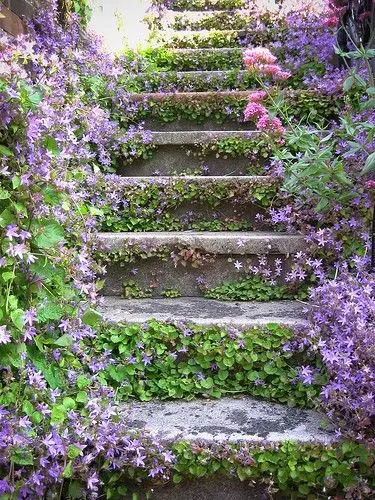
left=97, top=231, right=306, bottom=298
left=166, top=0, right=248, bottom=11
left=123, top=131, right=269, bottom=177
left=122, top=396, right=333, bottom=443
left=99, top=297, right=306, bottom=327
left=127, top=90, right=337, bottom=131
left=97, top=176, right=279, bottom=232
left=128, top=70, right=255, bottom=93
left=128, top=91, right=251, bottom=131
left=122, top=135, right=269, bottom=176
left=151, top=130, right=257, bottom=144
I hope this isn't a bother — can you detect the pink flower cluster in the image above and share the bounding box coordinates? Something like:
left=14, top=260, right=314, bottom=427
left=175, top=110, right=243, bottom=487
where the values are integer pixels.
left=243, top=91, right=285, bottom=136
left=243, top=47, right=291, bottom=81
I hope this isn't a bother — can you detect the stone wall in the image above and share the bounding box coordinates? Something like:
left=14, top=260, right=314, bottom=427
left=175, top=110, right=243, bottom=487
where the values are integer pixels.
left=0, top=0, right=35, bottom=36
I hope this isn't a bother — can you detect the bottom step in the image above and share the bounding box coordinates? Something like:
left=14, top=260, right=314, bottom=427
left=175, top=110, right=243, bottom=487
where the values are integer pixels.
left=99, top=297, right=306, bottom=327
left=124, top=397, right=333, bottom=444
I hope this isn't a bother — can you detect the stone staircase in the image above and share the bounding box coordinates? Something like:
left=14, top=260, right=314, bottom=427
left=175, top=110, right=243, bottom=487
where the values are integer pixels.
left=98, top=1, right=333, bottom=496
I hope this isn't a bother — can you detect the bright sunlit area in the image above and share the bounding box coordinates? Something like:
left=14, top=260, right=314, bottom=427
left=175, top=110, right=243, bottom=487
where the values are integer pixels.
left=89, top=0, right=151, bottom=53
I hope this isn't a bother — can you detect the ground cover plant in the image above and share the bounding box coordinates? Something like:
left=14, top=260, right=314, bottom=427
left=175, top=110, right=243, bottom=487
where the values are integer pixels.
left=1, top=0, right=375, bottom=497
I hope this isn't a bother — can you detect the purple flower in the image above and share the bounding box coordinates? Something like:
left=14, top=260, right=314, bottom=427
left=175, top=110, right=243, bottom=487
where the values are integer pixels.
left=0, top=326, right=11, bottom=344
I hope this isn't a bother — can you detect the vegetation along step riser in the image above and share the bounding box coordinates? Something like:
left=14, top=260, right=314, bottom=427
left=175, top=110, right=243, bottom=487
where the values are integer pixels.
left=142, top=48, right=245, bottom=72
left=158, top=0, right=248, bottom=11
left=127, top=70, right=260, bottom=93
left=127, top=91, right=341, bottom=130
left=100, top=254, right=300, bottom=299
left=166, top=11, right=265, bottom=31
left=161, top=30, right=270, bottom=49
left=101, top=201, right=269, bottom=233
left=95, top=176, right=279, bottom=232
left=92, top=322, right=324, bottom=405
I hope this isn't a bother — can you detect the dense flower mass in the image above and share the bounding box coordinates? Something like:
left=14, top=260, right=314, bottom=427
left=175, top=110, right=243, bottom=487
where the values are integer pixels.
left=1, top=0, right=375, bottom=496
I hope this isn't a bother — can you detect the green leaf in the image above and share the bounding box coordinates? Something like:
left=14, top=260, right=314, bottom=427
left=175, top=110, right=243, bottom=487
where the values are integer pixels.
left=51, top=404, right=67, bottom=423
left=68, top=445, right=82, bottom=459
left=0, top=144, right=14, bottom=157
left=343, top=75, right=355, bottom=92
left=63, top=397, right=76, bottom=410
left=0, top=343, right=26, bottom=368
left=68, top=481, right=84, bottom=499
left=77, top=375, right=90, bottom=389
left=34, top=220, right=64, bottom=249
left=82, top=308, right=102, bottom=327
left=63, top=461, right=73, bottom=479
left=173, top=474, right=183, bottom=484
left=54, top=334, right=73, bottom=347
left=12, top=449, right=34, bottom=466
left=22, top=400, right=34, bottom=416
left=43, top=136, right=60, bottom=156
left=27, top=345, right=65, bottom=388
left=362, top=151, right=375, bottom=175
left=11, top=309, right=24, bottom=331
left=76, top=391, right=88, bottom=404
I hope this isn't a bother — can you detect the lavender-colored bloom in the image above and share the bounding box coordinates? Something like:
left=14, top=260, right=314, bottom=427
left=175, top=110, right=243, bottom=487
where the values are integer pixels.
left=0, top=326, right=11, bottom=344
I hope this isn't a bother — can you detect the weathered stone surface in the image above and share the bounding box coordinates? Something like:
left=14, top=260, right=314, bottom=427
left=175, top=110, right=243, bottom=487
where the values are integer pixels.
left=102, top=253, right=294, bottom=297
left=99, top=297, right=307, bottom=327
left=122, top=397, right=334, bottom=444
left=139, top=477, right=270, bottom=500
left=145, top=118, right=253, bottom=132
left=111, top=175, right=273, bottom=184
left=122, top=146, right=255, bottom=176
left=150, top=130, right=258, bottom=145
left=98, top=232, right=306, bottom=255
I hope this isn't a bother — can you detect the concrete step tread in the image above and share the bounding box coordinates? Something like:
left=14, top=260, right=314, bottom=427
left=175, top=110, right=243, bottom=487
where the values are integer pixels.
left=98, top=231, right=306, bottom=255
left=122, top=396, right=333, bottom=443
left=151, top=130, right=258, bottom=144
left=99, top=297, right=307, bottom=327
left=116, top=175, right=274, bottom=184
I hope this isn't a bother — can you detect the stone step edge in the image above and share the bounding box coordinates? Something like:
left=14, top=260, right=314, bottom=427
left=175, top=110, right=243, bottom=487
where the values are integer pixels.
left=127, top=89, right=321, bottom=103
left=121, top=396, right=334, bottom=444
left=98, top=231, right=306, bottom=255
left=113, top=175, right=275, bottom=184
left=150, top=130, right=258, bottom=145
left=134, top=69, right=249, bottom=78
left=99, top=296, right=307, bottom=327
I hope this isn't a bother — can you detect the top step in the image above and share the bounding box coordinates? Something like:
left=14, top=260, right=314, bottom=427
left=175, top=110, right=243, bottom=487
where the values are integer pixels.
left=158, top=0, right=248, bottom=11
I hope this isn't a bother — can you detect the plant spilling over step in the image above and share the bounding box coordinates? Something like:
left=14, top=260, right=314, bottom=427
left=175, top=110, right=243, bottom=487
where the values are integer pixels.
left=92, top=321, right=325, bottom=405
